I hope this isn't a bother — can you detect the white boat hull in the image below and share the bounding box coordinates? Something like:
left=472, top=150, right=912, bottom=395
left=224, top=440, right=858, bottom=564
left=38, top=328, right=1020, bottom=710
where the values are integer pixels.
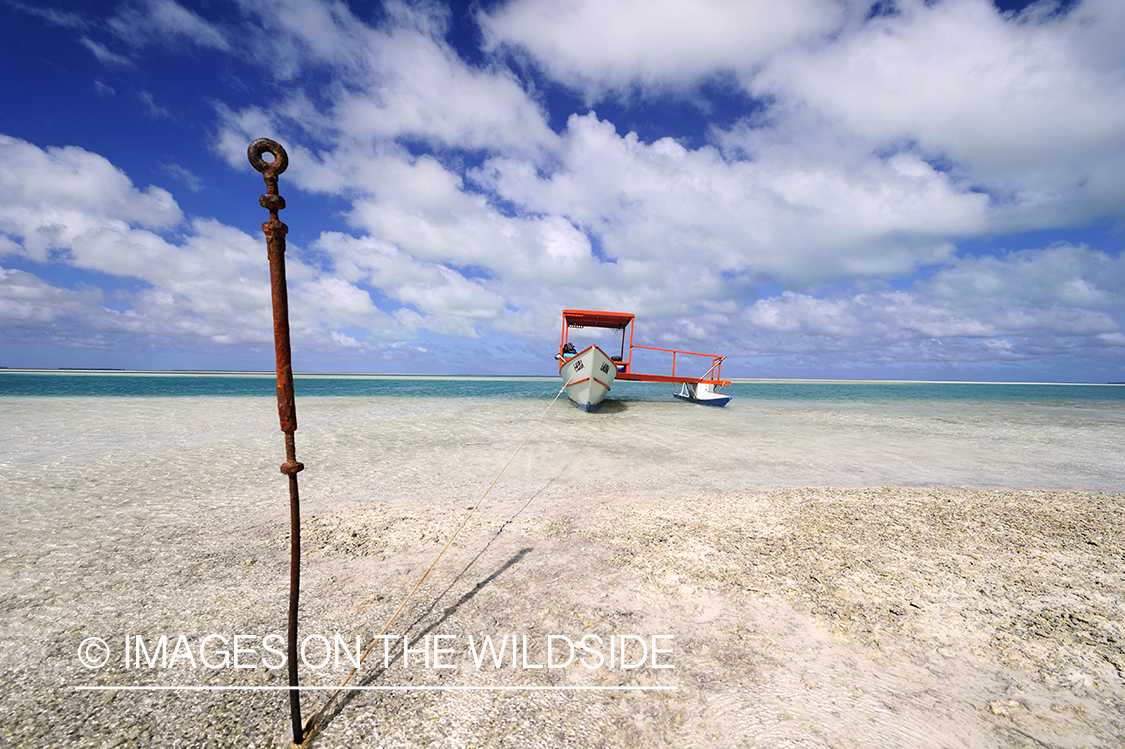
left=674, top=381, right=732, bottom=407
left=559, top=346, right=616, bottom=412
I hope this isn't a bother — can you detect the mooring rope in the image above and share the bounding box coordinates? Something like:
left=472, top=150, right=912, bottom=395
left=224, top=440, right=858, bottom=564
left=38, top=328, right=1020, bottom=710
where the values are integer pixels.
left=296, top=380, right=572, bottom=746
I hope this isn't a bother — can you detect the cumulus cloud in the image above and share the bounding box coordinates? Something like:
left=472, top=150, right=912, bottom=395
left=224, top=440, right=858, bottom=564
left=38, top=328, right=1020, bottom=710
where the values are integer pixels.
left=313, top=230, right=511, bottom=339
left=482, top=0, right=1125, bottom=228
left=0, top=134, right=181, bottom=263
left=0, top=135, right=390, bottom=354
left=924, top=243, right=1125, bottom=311
left=753, top=0, right=1125, bottom=226
left=476, top=112, right=983, bottom=286
left=0, top=266, right=105, bottom=332
left=219, top=0, right=557, bottom=159
left=479, top=0, right=842, bottom=100
left=732, top=244, right=1124, bottom=365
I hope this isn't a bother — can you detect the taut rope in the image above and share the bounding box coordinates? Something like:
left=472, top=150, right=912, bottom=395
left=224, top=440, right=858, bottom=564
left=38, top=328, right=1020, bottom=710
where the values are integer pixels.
left=295, top=380, right=572, bottom=746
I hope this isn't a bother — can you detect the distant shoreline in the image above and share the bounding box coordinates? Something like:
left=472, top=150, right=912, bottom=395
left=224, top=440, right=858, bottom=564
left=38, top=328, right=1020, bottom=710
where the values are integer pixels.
left=1, top=368, right=1122, bottom=386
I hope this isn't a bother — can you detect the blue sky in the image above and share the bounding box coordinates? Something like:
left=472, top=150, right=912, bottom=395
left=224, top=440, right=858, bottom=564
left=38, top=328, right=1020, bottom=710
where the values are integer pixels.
left=2, top=0, right=1123, bottom=381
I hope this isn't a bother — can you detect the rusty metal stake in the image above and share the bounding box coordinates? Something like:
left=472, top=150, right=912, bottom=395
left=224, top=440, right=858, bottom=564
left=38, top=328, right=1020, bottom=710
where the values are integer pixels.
left=248, top=138, right=306, bottom=746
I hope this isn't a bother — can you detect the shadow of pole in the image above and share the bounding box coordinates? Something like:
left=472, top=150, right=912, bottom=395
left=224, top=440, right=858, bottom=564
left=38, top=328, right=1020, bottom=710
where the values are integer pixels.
left=309, top=546, right=532, bottom=732
left=302, top=456, right=578, bottom=741
left=401, top=466, right=564, bottom=633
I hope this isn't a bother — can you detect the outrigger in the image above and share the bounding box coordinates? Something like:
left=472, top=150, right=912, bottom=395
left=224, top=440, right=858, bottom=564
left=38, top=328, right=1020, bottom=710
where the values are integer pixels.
left=555, top=309, right=732, bottom=412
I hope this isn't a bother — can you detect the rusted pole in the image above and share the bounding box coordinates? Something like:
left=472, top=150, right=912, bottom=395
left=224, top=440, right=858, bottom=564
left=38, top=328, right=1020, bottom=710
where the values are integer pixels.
left=248, top=138, right=305, bottom=746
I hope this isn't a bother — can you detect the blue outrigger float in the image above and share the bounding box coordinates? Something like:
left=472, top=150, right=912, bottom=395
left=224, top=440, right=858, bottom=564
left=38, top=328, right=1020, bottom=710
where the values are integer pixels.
left=554, top=309, right=732, bottom=412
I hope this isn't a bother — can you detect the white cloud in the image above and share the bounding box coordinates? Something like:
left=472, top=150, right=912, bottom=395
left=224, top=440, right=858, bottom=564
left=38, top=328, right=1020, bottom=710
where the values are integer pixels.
left=7, top=1, right=88, bottom=30
left=475, top=112, right=981, bottom=286
left=234, top=0, right=372, bottom=77
left=138, top=90, right=172, bottom=120
left=292, top=275, right=395, bottom=343
left=310, top=231, right=507, bottom=339
left=479, top=0, right=841, bottom=100
left=221, top=0, right=556, bottom=158
left=160, top=163, right=204, bottom=193
left=731, top=244, right=1124, bottom=363
left=484, top=0, right=1125, bottom=231
left=924, top=243, right=1125, bottom=310
left=331, top=26, right=556, bottom=157
left=107, top=0, right=230, bottom=50
left=0, top=136, right=355, bottom=353
left=0, top=135, right=181, bottom=263
left=0, top=266, right=104, bottom=330
left=754, top=0, right=1125, bottom=226
left=79, top=37, right=133, bottom=67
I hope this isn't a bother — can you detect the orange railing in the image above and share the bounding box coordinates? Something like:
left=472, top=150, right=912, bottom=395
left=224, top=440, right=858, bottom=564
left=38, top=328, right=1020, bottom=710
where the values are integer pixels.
left=629, top=344, right=727, bottom=384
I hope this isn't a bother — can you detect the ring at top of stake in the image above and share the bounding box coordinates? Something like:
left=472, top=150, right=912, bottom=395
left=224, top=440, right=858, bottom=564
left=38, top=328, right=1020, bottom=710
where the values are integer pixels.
left=247, top=138, right=288, bottom=177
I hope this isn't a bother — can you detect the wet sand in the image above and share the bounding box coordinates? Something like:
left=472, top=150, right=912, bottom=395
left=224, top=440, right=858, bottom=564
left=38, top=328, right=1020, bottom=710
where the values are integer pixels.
left=3, top=482, right=1122, bottom=748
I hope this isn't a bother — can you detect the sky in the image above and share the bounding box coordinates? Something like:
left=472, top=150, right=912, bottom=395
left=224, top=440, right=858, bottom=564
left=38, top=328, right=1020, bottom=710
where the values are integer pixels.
left=1, top=0, right=1124, bottom=381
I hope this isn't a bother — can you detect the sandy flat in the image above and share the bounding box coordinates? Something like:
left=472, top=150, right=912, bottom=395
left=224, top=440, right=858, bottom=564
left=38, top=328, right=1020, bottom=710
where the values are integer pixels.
left=4, top=483, right=1122, bottom=748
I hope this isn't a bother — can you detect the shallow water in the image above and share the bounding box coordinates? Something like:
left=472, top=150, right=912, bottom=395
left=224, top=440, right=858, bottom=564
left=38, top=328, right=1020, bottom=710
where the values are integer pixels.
left=3, top=376, right=1123, bottom=509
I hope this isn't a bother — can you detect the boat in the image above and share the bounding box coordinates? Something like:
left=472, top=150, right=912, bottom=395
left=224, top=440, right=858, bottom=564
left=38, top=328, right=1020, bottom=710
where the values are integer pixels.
left=674, top=381, right=732, bottom=407
left=556, top=309, right=732, bottom=411
left=557, top=344, right=617, bottom=412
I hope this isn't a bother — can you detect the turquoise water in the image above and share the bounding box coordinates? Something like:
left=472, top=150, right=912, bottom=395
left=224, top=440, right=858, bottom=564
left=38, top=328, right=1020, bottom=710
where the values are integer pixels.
left=2, top=371, right=1122, bottom=404
left=0, top=372, right=555, bottom=398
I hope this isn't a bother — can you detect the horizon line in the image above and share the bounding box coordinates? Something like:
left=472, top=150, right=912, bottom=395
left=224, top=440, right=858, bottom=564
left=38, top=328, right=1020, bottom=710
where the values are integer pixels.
left=1, top=368, right=1121, bottom=386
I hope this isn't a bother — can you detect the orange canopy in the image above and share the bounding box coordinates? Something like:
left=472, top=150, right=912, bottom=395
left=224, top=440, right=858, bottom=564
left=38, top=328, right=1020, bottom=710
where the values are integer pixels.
left=562, top=309, right=634, bottom=329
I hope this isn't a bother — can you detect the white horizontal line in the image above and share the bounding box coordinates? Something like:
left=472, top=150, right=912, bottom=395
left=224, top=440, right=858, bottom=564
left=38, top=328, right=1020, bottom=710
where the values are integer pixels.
left=74, top=685, right=676, bottom=692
